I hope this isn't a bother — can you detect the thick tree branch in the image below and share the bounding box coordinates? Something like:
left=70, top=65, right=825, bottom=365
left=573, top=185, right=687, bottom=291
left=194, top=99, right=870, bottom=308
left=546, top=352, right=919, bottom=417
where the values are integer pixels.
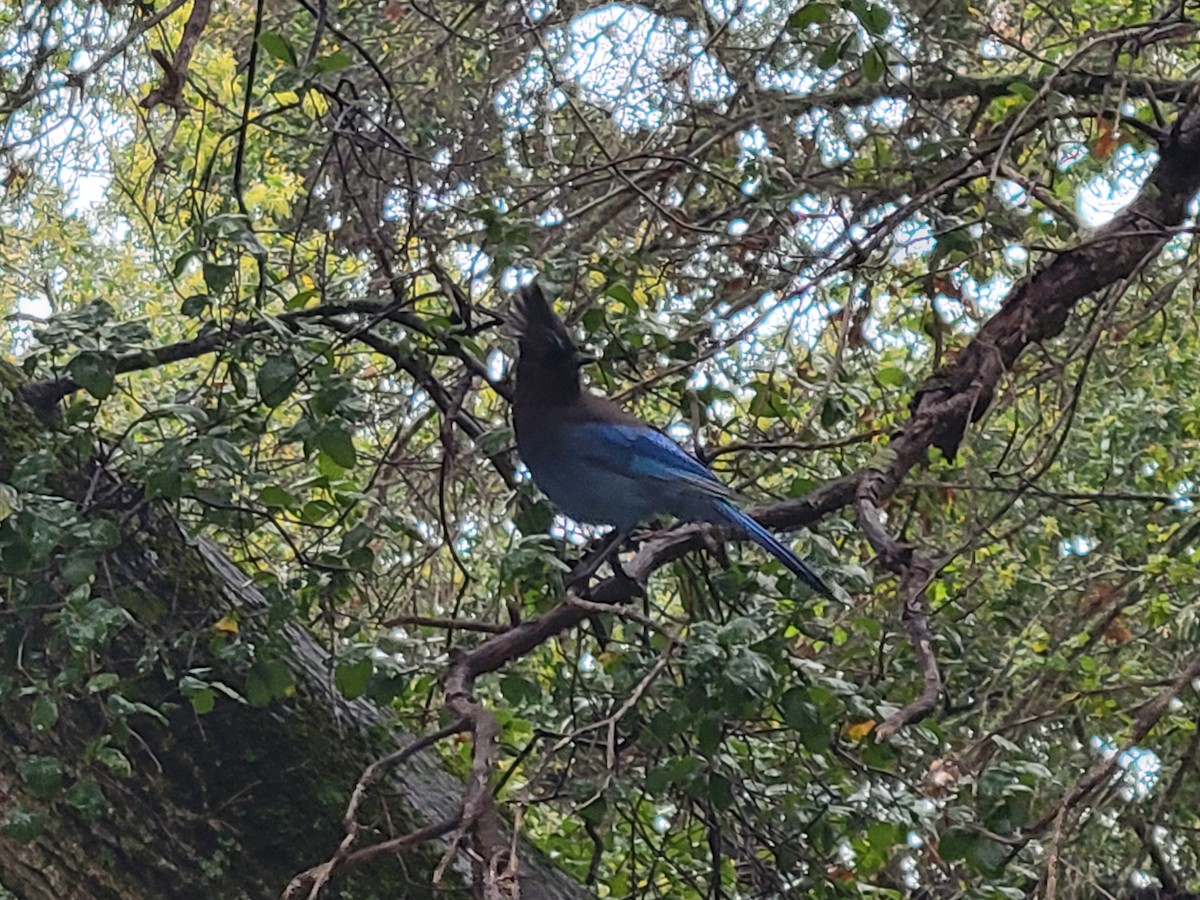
left=140, top=0, right=213, bottom=111
left=771, top=71, right=1196, bottom=122
left=855, top=102, right=1200, bottom=732
left=1024, top=648, right=1200, bottom=837
left=292, top=479, right=855, bottom=891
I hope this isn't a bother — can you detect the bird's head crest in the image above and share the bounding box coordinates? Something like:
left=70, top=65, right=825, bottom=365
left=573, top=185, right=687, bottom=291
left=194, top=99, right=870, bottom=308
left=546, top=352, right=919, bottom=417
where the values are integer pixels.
left=510, top=282, right=583, bottom=367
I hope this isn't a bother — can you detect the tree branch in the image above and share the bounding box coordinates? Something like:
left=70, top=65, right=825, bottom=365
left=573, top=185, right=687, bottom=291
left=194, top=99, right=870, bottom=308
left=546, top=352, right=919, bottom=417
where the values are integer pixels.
left=849, top=103, right=1200, bottom=733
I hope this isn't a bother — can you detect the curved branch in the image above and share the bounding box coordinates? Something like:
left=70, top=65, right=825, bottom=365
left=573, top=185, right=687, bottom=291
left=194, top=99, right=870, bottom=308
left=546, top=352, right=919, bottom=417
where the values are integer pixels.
left=773, top=71, right=1196, bottom=122
left=854, top=101, right=1200, bottom=732
left=296, top=104, right=1200, bottom=881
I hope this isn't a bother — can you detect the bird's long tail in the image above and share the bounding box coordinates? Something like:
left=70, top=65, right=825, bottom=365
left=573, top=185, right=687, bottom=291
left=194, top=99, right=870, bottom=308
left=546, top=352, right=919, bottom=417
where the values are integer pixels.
left=714, top=500, right=835, bottom=599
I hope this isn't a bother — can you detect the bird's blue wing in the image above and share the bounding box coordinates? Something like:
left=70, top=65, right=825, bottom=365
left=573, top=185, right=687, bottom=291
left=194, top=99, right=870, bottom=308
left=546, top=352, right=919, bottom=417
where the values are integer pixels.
left=571, top=422, right=734, bottom=499
left=565, top=423, right=834, bottom=597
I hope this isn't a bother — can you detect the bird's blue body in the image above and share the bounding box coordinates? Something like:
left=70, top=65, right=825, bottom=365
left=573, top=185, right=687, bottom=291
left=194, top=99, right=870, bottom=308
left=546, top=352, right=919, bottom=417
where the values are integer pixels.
left=511, top=284, right=833, bottom=598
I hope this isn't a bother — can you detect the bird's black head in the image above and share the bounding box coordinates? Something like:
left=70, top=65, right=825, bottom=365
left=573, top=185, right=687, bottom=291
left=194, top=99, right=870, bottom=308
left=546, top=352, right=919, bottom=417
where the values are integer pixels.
left=511, top=282, right=589, bottom=371
left=511, top=282, right=591, bottom=406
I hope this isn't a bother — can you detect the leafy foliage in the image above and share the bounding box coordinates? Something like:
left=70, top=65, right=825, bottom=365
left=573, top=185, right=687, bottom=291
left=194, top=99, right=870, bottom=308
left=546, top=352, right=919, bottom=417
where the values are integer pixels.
left=1, top=0, right=1200, bottom=897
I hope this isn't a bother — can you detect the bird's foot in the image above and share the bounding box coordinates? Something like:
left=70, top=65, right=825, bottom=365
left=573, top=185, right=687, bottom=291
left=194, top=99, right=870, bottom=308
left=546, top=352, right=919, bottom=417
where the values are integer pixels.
left=563, top=573, right=610, bottom=647
left=566, top=527, right=629, bottom=591
left=609, top=555, right=646, bottom=597
left=566, top=549, right=608, bottom=591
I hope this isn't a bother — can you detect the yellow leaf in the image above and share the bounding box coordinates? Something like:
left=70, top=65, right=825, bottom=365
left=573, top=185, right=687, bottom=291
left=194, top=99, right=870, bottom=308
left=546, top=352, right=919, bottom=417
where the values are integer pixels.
left=845, top=719, right=876, bottom=741
left=243, top=182, right=270, bottom=211
left=213, top=614, right=239, bottom=635
left=302, top=90, right=329, bottom=118
left=0, top=483, right=19, bottom=521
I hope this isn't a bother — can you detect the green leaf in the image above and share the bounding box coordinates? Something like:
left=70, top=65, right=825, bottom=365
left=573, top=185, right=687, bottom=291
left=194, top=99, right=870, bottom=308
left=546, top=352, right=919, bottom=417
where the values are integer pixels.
left=145, top=467, right=183, bottom=500
left=87, top=519, right=123, bottom=550
left=286, top=288, right=320, bottom=310
left=68, top=351, right=116, bottom=400
left=239, top=658, right=293, bottom=707
left=605, top=283, right=637, bottom=311
left=95, top=746, right=132, bottom=778
left=338, top=522, right=373, bottom=555
left=314, top=51, right=352, bottom=73
left=65, top=781, right=109, bottom=819
left=579, top=796, right=607, bottom=825
left=646, top=707, right=683, bottom=745
left=86, top=673, right=120, bottom=693
left=860, top=736, right=897, bottom=769
left=19, top=756, right=63, bottom=798
left=514, top=500, right=554, bottom=536
left=500, top=674, right=541, bottom=705
left=0, top=483, right=18, bottom=522
left=868, top=820, right=902, bottom=851
left=789, top=3, right=832, bottom=29
left=967, top=834, right=1008, bottom=874
left=696, top=714, right=724, bottom=756
left=2, top=807, right=45, bottom=843
left=665, top=755, right=702, bottom=787
left=708, top=772, right=734, bottom=811
left=645, top=763, right=671, bottom=795
left=858, top=2, right=891, bottom=34
left=180, top=294, right=210, bottom=317
left=935, top=228, right=975, bottom=259
left=244, top=667, right=272, bottom=708
left=817, top=35, right=849, bottom=69
left=202, top=262, right=236, bottom=295
left=172, top=248, right=202, bottom=279
left=939, top=827, right=976, bottom=861
left=205, top=438, right=246, bottom=473
left=258, top=485, right=296, bottom=508
left=105, top=696, right=168, bottom=725
left=780, top=686, right=815, bottom=731
left=257, top=32, right=298, bottom=66
left=317, top=426, right=357, bottom=469
left=60, top=554, right=96, bottom=586
left=260, top=659, right=294, bottom=698
left=10, top=451, right=54, bottom=491
left=31, top=694, right=59, bottom=731
left=257, top=354, right=300, bottom=406
left=863, top=45, right=885, bottom=82
left=229, top=360, right=249, bottom=398
left=300, top=499, right=333, bottom=524
left=780, top=686, right=829, bottom=750
left=190, top=687, right=215, bottom=715
left=335, top=658, right=373, bottom=700
left=181, top=675, right=217, bottom=714
left=878, top=365, right=905, bottom=386
left=1008, top=81, right=1037, bottom=102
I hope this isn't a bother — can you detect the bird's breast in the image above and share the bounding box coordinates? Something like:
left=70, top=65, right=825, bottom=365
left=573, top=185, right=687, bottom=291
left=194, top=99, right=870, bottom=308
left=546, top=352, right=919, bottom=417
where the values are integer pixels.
left=516, top=417, right=653, bottom=530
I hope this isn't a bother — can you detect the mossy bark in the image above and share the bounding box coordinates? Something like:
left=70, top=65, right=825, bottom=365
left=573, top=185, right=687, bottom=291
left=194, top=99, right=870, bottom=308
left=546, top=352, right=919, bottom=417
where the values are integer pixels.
left=0, top=372, right=588, bottom=900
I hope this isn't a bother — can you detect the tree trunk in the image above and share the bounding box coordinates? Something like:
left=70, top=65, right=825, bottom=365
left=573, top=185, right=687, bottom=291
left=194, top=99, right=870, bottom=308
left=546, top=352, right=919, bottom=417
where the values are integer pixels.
left=0, top=368, right=589, bottom=900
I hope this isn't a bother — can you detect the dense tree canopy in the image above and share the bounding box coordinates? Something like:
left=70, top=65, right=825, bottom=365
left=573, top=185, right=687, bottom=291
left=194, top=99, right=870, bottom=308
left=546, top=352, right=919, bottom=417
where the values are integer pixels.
left=2, top=0, right=1200, bottom=897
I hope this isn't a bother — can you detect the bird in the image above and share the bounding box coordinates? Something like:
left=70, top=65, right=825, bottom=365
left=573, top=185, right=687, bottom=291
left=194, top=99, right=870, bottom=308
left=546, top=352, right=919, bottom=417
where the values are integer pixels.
left=510, top=281, right=834, bottom=599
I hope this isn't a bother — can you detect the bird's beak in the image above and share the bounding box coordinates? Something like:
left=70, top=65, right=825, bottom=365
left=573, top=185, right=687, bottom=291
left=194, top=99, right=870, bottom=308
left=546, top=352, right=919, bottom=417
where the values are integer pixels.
left=575, top=351, right=598, bottom=365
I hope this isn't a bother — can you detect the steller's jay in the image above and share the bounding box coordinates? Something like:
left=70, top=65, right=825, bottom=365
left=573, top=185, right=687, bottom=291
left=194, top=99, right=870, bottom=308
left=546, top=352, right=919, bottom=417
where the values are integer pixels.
left=510, top=282, right=834, bottom=599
